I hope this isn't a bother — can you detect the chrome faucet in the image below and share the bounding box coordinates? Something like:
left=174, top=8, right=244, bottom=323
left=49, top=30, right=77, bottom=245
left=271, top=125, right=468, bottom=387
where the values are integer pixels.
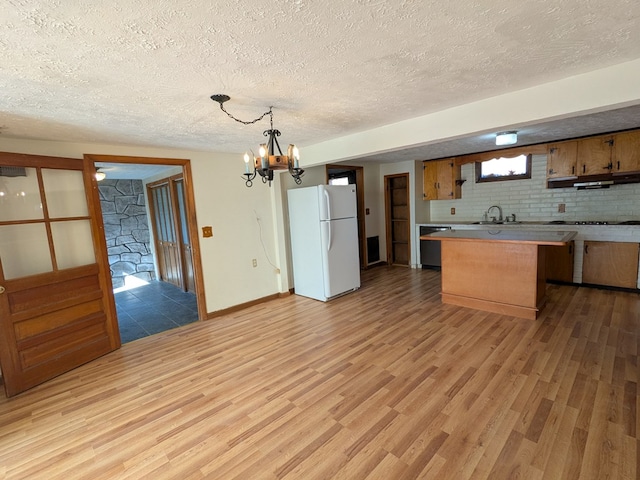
left=488, top=205, right=503, bottom=222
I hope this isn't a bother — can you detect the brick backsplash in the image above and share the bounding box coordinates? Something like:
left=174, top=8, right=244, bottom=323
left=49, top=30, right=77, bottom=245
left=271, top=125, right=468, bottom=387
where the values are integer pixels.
left=429, top=155, right=640, bottom=223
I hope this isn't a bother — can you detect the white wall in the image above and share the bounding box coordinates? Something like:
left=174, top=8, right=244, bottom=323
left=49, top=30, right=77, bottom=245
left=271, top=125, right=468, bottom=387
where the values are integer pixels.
left=0, top=137, right=284, bottom=314
left=428, top=155, right=640, bottom=223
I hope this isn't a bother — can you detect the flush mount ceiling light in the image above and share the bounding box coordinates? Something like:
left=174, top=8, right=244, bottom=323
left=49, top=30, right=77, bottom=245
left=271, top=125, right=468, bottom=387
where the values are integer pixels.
left=495, top=131, right=518, bottom=146
left=211, top=94, right=304, bottom=187
left=95, top=169, right=106, bottom=181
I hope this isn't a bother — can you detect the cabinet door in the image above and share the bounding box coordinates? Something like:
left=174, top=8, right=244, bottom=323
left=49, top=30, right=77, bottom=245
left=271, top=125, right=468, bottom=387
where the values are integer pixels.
left=582, top=241, right=639, bottom=288
left=546, top=241, right=574, bottom=283
left=612, top=130, right=640, bottom=173
left=577, top=135, right=613, bottom=175
left=547, top=141, right=577, bottom=178
left=437, top=160, right=455, bottom=199
left=423, top=161, right=438, bottom=200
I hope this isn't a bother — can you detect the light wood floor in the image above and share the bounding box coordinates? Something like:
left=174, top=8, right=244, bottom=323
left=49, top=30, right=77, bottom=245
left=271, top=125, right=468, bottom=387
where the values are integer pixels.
left=1, top=267, right=638, bottom=479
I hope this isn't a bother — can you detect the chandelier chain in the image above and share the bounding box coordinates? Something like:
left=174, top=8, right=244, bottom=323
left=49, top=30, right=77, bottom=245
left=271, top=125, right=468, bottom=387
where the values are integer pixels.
left=217, top=103, right=274, bottom=126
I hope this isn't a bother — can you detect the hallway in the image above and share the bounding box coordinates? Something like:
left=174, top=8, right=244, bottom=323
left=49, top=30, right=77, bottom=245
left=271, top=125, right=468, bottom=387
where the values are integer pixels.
left=114, top=281, right=198, bottom=343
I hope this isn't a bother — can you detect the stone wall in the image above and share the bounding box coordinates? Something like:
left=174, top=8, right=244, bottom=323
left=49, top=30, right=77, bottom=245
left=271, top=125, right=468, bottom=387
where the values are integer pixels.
left=99, top=179, right=155, bottom=289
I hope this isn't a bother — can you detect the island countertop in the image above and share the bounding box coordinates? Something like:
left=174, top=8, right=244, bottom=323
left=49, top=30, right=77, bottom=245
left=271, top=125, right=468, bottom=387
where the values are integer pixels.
left=420, top=229, right=577, bottom=246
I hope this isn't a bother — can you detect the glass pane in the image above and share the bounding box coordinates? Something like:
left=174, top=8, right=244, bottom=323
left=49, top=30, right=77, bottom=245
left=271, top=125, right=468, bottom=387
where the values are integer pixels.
left=0, top=167, right=43, bottom=221
left=51, top=220, right=95, bottom=269
left=480, top=155, right=528, bottom=178
left=175, top=181, right=190, bottom=242
left=0, top=223, right=52, bottom=279
left=42, top=169, right=89, bottom=218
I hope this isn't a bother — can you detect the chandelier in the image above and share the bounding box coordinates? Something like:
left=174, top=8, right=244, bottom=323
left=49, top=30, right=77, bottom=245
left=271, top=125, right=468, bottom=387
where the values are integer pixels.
left=211, top=94, right=304, bottom=187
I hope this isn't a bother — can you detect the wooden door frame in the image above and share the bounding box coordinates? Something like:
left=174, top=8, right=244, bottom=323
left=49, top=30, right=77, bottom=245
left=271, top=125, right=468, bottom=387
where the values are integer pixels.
left=84, top=154, right=206, bottom=321
left=384, top=173, right=411, bottom=266
left=325, top=164, right=367, bottom=269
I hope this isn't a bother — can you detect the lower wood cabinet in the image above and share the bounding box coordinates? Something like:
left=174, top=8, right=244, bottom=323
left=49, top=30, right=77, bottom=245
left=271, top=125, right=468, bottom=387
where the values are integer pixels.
left=582, top=241, right=639, bottom=289
left=546, top=241, right=574, bottom=283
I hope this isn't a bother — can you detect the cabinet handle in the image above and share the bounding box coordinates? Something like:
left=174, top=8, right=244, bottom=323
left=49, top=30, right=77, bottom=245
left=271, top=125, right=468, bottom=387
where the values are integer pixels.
left=582, top=165, right=586, bottom=174
left=584, top=244, right=589, bottom=254
left=603, top=162, right=612, bottom=171
left=572, top=165, right=575, bottom=175
left=569, top=244, right=573, bottom=255
left=617, top=161, right=620, bottom=170
left=549, top=168, right=554, bottom=174
left=550, top=147, right=557, bottom=154
left=606, top=139, right=614, bottom=146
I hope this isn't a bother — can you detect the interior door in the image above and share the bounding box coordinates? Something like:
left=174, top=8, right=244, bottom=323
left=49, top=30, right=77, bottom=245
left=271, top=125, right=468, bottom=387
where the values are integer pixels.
left=148, top=180, right=181, bottom=288
left=148, top=175, right=193, bottom=292
left=0, top=153, right=120, bottom=397
left=174, top=178, right=195, bottom=293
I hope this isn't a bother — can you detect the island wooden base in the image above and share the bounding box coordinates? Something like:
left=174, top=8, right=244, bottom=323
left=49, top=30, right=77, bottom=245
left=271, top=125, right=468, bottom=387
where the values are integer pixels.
left=440, top=241, right=547, bottom=320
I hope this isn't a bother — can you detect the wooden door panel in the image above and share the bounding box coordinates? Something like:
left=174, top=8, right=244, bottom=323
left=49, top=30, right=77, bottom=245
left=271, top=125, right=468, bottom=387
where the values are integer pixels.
left=0, top=153, right=119, bottom=397
left=577, top=136, right=613, bottom=175
left=583, top=241, right=639, bottom=288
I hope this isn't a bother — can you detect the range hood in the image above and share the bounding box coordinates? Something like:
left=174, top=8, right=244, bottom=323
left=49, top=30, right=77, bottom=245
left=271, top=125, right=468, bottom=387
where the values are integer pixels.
left=547, top=172, right=640, bottom=189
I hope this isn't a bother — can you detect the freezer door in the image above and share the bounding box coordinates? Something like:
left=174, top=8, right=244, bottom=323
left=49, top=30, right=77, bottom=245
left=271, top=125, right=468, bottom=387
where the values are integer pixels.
left=318, top=185, right=357, bottom=221
left=320, top=217, right=360, bottom=298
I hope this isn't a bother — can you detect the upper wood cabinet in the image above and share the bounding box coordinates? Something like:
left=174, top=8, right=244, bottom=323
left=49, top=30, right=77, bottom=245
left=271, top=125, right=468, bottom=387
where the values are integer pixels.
left=612, top=130, right=640, bottom=173
left=575, top=130, right=640, bottom=176
left=577, top=135, right=614, bottom=175
left=423, top=159, right=461, bottom=200
left=547, top=141, right=577, bottom=178
left=546, top=129, right=640, bottom=181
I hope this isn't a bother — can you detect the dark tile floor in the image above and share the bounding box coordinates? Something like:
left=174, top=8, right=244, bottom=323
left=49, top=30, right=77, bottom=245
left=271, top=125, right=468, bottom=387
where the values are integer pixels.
left=114, top=281, right=199, bottom=344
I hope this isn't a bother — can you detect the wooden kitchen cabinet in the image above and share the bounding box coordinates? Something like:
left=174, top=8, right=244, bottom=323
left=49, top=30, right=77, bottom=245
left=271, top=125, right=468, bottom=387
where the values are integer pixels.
left=582, top=241, right=639, bottom=289
left=547, top=141, right=577, bottom=178
left=576, top=130, right=640, bottom=176
left=577, top=135, right=614, bottom=176
left=546, top=241, right=574, bottom=283
left=423, top=159, right=461, bottom=200
left=612, top=130, right=640, bottom=173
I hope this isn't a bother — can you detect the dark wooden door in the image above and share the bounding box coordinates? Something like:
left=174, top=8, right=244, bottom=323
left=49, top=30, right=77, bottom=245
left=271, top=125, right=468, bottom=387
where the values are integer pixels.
left=0, top=153, right=120, bottom=397
left=147, top=175, right=194, bottom=292
left=174, top=178, right=195, bottom=293
left=384, top=173, right=410, bottom=266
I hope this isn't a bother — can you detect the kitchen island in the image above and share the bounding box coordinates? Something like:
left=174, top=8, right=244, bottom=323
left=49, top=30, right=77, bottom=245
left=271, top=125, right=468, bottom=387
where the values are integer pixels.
left=421, top=229, right=577, bottom=320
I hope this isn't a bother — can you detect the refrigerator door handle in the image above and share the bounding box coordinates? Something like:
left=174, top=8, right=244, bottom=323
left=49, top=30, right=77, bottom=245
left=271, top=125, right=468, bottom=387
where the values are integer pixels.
left=323, top=189, right=331, bottom=220
left=327, top=221, right=332, bottom=251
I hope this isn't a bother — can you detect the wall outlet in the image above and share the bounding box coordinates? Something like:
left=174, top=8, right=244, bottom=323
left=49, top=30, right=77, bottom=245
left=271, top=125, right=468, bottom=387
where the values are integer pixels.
left=252, top=259, right=257, bottom=268
left=558, top=203, right=566, bottom=213
left=202, top=226, right=213, bottom=237
left=451, top=207, right=456, bottom=215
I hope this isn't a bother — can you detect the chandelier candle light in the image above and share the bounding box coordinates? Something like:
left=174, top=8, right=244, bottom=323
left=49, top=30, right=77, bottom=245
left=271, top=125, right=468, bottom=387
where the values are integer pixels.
left=211, top=94, right=304, bottom=187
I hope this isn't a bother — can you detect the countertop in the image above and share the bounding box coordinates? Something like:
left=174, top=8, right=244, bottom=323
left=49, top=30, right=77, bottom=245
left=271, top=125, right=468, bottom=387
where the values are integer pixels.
left=420, top=229, right=577, bottom=246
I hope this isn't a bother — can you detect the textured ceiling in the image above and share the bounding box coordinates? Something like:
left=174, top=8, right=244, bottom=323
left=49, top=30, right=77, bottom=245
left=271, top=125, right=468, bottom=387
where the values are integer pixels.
left=1, top=0, right=640, bottom=163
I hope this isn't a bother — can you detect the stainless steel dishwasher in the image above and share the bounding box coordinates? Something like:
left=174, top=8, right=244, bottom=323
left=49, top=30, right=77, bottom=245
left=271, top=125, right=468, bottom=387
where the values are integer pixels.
left=419, top=226, right=451, bottom=270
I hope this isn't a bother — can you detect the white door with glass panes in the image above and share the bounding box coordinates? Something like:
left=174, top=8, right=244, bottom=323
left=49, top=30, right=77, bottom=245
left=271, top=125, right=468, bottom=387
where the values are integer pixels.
left=0, top=154, right=119, bottom=397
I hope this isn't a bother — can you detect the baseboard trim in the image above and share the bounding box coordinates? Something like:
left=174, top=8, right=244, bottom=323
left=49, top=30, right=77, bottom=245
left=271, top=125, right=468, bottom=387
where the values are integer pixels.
left=206, top=292, right=289, bottom=319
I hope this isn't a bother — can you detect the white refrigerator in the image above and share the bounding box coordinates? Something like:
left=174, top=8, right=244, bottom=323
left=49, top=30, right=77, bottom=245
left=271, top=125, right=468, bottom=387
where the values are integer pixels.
left=287, top=185, right=361, bottom=301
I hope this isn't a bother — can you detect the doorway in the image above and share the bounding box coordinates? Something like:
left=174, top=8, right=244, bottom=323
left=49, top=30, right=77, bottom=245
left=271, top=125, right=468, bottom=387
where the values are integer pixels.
left=384, top=173, right=410, bottom=266
left=326, top=164, right=367, bottom=269
left=86, top=154, right=206, bottom=343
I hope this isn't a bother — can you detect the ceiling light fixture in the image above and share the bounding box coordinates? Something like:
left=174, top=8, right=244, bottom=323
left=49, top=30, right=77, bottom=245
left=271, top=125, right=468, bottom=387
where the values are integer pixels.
left=495, top=131, right=518, bottom=146
left=211, top=94, right=304, bottom=187
left=95, top=169, right=106, bottom=181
